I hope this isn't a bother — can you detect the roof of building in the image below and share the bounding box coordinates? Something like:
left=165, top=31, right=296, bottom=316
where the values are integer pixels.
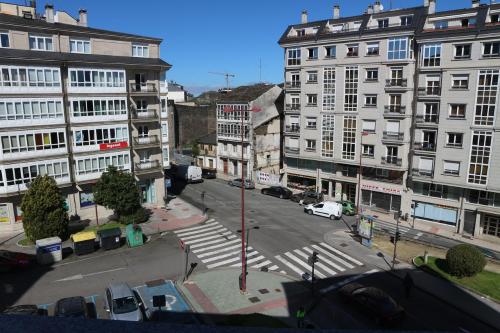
left=197, top=132, right=217, bottom=145
left=0, top=12, right=162, bottom=43
left=216, top=84, right=276, bottom=104
left=0, top=48, right=171, bottom=69
left=168, top=82, right=185, bottom=92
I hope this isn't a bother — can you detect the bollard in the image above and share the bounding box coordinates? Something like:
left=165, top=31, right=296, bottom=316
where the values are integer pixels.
left=424, top=250, right=429, bottom=264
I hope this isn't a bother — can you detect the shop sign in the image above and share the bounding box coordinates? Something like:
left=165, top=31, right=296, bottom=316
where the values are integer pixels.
left=80, top=192, right=95, bottom=208
left=0, top=204, right=9, bottom=223
left=361, top=183, right=402, bottom=195
left=99, top=141, right=128, bottom=151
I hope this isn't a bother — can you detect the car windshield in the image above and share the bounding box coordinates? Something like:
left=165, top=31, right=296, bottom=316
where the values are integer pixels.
left=112, top=296, right=138, bottom=314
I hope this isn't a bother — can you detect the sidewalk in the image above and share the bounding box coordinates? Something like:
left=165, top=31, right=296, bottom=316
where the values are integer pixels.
left=324, top=229, right=500, bottom=330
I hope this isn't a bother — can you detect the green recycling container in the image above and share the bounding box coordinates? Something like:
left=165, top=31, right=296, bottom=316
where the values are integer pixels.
left=126, top=224, right=144, bottom=247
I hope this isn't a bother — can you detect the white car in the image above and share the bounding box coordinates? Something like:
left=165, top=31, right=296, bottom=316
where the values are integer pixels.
left=304, top=201, right=343, bottom=220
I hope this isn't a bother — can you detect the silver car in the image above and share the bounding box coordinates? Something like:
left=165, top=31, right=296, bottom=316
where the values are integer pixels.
left=228, top=178, right=255, bottom=189
left=104, top=283, right=142, bottom=321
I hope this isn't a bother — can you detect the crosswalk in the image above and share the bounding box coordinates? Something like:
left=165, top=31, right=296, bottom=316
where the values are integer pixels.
left=173, top=219, right=281, bottom=272
left=275, top=242, right=364, bottom=281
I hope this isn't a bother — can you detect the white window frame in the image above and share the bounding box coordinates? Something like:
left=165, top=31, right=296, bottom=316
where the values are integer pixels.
left=307, top=94, right=317, bottom=106
left=346, top=44, right=359, bottom=57
left=443, top=161, right=460, bottom=176
left=468, top=131, right=493, bottom=185
left=454, top=44, right=471, bottom=59
left=70, top=38, right=91, bottom=54
left=362, top=120, right=376, bottom=132
left=29, top=34, right=53, bottom=51
left=422, top=43, right=442, bottom=67
left=321, top=114, right=334, bottom=158
left=306, top=71, right=318, bottom=83
left=132, top=43, right=149, bottom=58
left=70, top=98, right=127, bottom=117
left=344, top=66, right=358, bottom=112
left=362, top=144, right=374, bottom=157
left=75, top=152, right=130, bottom=176
left=0, top=65, right=61, bottom=88
left=388, top=37, right=409, bottom=60
left=73, top=125, right=129, bottom=147
left=322, top=67, right=335, bottom=111
left=451, top=74, right=469, bottom=89
left=446, top=133, right=463, bottom=147
left=305, top=139, right=316, bottom=151
left=287, top=48, right=301, bottom=66
left=0, top=98, right=64, bottom=121
left=449, top=104, right=466, bottom=118
left=366, top=68, right=378, bottom=81
left=305, top=117, right=317, bottom=129
left=342, top=116, right=357, bottom=160
left=366, top=42, right=380, bottom=56
left=325, top=45, right=336, bottom=58
left=364, top=95, right=377, bottom=107
left=68, top=68, right=125, bottom=88
left=1, top=130, right=66, bottom=154
left=474, top=69, right=499, bottom=126
left=482, top=41, right=500, bottom=58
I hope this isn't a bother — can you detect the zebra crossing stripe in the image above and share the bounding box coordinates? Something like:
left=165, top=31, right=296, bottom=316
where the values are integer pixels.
left=174, top=221, right=217, bottom=234
left=275, top=255, right=305, bottom=276
left=294, top=249, right=337, bottom=276
left=179, top=228, right=227, bottom=241
left=229, top=251, right=260, bottom=267
left=284, top=252, right=327, bottom=279
left=208, top=250, right=258, bottom=269
left=252, top=260, right=272, bottom=269
left=192, top=238, right=240, bottom=253
left=320, top=269, right=380, bottom=294
left=310, top=245, right=354, bottom=269
left=184, top=231, right=232, bottom=245
left=176, top=224, right=224, bottom=237
left=197, top=243, right=242, bottom=258
left=319, top=242, right=364, bottom=266
left=303, top=247, right=346, bottom=272
left=189, top=235, right=237, bottom=249
left=201, top=248, right=252, bottom=264
left=267, top=265, right=279, bottom=271
left=244, top=255, right=266, bottom=265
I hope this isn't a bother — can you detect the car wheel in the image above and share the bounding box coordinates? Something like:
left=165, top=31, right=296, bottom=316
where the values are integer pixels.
left=329, top=215, right=335, bottom=220
left=279, top=194, right=284, bottom=199
left=307, top=209, right=313, bottom=215
left=262, top=190, right=267, bottom=195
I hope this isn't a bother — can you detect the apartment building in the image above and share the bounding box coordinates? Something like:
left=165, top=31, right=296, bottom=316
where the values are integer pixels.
left=279, top=0, right=500, bottom=242
left=195, top=132, right=217, bottom=170
left=0, top=3, right=171, bottom=233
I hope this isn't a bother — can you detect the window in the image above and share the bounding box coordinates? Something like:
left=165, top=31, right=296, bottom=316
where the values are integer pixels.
left=386, top=146, right=399, bottom=164
left=389, top=67, right=404, bottom=86
left=344, top=66, right=358, bottom=112
left=388, top=37, right=408, bottom=60
left=342, top=116, right=357, bottom=160
left=306, top=71, right=318, bottom=83
left=69, top=69, right=125, bottom=88
left=466, top=190, right=500, bottom=207
left=1, top=131, right=66, bottom=154
left=422, top=43, right=441, bottom=67
left=461, top=18, right=476, bottom=27
left=449, top=104, right=466, bottom=118
left=296, top=29, right=305, bottom=37
left=132, top=44, right=149, bottom=57
left=483, top=42, right=500, bottom=57
left=0, top=99, right=63, bottom=121
left=444, top=161, right=460, bottom=176
left=322, top=68, right=335, bottom=111
left=400, top=15, right=413, bottom=26
left=163, top=147, right=170, bottom=164
left=425, top=75, right=441, bottom=95
left=378, top=19, right=389, bottom=28
left=287, top=48, right=301, bottom=66
left=0, top=32, right=9, bottom=48
left=74, top=126, right=128, bottom=146
left=434, top=21, right=448, bottom=29
left=306, top=139, right=316, bottom=151
left=491, top=14, right=500, bottom=23
left=0, top=66, right=60, bottom=88
left=161, top=121, right=168, bottom=140
left=366, top=68, right=378, bottom=81
left=3, top=160, right=69, bottom=185
left=362, top=145, right=374, bottom=157
left=474, top=70, right=499, bottom=126
left=75, top=153, right=130, bottom=175
left=70, top=39, right=90, bottom=54
left=423, top=103, right=439, bottom=122
left=366, top=42, right=379, bottom=56
left=321, top=115, right=334, bottom=157
left=306, top=117, right=317, bottom=129
left=325, top=45, right=336, bottom=58
left=386, top=121, right=400, bottom=135
left=307, top=47, right=318, bottom=60
left=29, top=34, right=53, bottom=51
left=362, top=120, right=376, bottom=132
left=364, top=95, right=377, bottom=107
left=71, top=98, right=127, bottom=117
left=446, top=133, right=463, bottom=147
left=454, top=44, right=471, bottom=59
left=468, top=131, right=492, bottom=185
left=418, top=158, right=434, bottom=175
left=306, top=94, right=317, bottom=106
left=451, top=74, right=469, bottom=89
left=389, top=94, right=402, bottom=112
left=346, top=44, right=359, bottom=57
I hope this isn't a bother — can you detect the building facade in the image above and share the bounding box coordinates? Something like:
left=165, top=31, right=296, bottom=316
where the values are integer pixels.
left=279, top=0, right=500, bottom=242
left=195, top=132, right=217, bottom=170
left=0, top=3, right=171, bottom=233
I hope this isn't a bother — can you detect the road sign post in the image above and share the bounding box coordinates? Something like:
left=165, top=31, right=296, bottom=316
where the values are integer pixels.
left=308, top=251, right=319, bottom=294
left=392, top=211, right=401, bottom=270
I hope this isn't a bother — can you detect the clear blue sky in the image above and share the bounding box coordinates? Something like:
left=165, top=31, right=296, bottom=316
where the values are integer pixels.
left=43, top=0, right=476, bottom=95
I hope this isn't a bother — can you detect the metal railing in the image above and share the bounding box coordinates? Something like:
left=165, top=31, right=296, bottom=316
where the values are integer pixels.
left=285, top=81, right=301, bottom=89
left=385, top=78, right=407, bottom=87
left=418, top=87, right=441, bottom=97
left=383, top=132, right=404, bottom=140
left=134, top=135, right=159, bottom=145
left=135, top=160, right=160, bottom=170
left=412, top=168, right=434, bottom=177
left=414, top=142, right=436, bottom=152
left=384, top=105, right=406, bottom=114
left=130, top=82, right=157, bottom=93
left=285, top=104, right=301, bottom=111
left=285, top=125, right=300, bottom=133
left=285, top=146, right=299, bottom=154
left=132, top=109, right=157, bottom=120
left=381, top=156, right=402, bottom=166
left=415, top=114, right=439, bottom=124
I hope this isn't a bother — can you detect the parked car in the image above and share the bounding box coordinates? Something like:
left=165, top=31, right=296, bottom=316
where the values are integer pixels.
left=54, top=297, right=89, bottom=318
left=3, top=305, right=46, bottom=316
left=105, top=283, right=142, bottom=321
left=261, top=186, right=293, bottom=199
left=0, top=250, right=34, bottom=272
left=175, top=165, right=203, bottom=183
left=228, top=178, right=255, bottom=189
left=304, top=201, right=342, bottom=220
left=338, top=283, right=405, bottom=326
left=290, top=191, right=323, bottom=205
left=201, top=168, right=216, bottom=179
left=339, top=200, right=356, bottom=216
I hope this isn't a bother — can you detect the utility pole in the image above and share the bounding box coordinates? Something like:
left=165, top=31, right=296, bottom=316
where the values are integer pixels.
left=183, top=244, right=190, bottom=281
left=308, top=251, right=319, bottom=294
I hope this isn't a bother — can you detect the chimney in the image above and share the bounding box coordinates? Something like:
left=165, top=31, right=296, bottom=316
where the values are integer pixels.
left=367, top=5, right=374, bottom=14
left=45, top=4, right=54, bottom=23
left=472, top=0, right=480, bottom=8
left=428, top=0, right=436, bottom=14
left=78, top=9, right=88, bottom=27
left=373, top=1, right=382, bottom=13
left=424, top=0, right=429, bottom=6
left=301, top=10, right=308, bottom=24
left=333, top=5, right=340, bottom=19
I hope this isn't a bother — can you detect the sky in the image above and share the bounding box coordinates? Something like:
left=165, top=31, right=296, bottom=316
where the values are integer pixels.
left=41, top=0, right=478, bottom=95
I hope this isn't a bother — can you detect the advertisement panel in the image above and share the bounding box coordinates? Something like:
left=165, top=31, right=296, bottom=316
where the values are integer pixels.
left=0, top=204, right=9, bottom=223
left=99, top=141, right=128, bottom=151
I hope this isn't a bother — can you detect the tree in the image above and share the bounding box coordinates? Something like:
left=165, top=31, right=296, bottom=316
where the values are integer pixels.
left=446, top=244, right=486, bottom=278
left=93, top=166, right=142, bottom=220
left=191, top=140, right=200, bottom=159
left=21, top=175, right=69, bottom=242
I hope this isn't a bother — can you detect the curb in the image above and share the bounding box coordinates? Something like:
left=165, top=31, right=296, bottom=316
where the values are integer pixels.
left=0, top=231, right=25, bottom=247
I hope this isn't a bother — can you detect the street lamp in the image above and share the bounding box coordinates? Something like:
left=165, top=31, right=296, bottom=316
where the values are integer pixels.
left=223, top=103, right=262, bottom=293
left=355, top=131, right=370, bottom=231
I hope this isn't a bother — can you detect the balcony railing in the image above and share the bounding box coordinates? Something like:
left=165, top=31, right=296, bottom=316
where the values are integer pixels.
left=412, top=168, right=434, bottom=177
left=285, top=125, right=300, bottom=133
left=414, top=142, right=436, bottom=152
left=362, top=174, right=403, bottom=185
left=130, top=82, right=157, bottom=93
left=385, top=79, right=407, bottom=87
left=416, top=114, right=439, bottom=124
left=285, top=81, right=301, bottom=89
left=285, top=104, right=300, bottom=111
left=383, top=131, right=404, bottom=141
left=382, top=156, right=402, bottom=166
left=384, top=105, right=406, bottom=114
left=285, top=146, right=299, bottom=154
left=135, top=160, right=160, bottom=171
left=132, top=109, right=157, bottom=120
left=418, top=87, right=441, bottom=97
left=134, top=135, right=159, bottom=145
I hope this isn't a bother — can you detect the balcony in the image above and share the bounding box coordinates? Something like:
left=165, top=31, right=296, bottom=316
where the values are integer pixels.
left=284, top=81, right=301, bottom=90
left=285, top=104, right=301, bottom=113
left=134, top=135, right=159, bottom=147
left=384, top=105, right=406, bottom=116
left=135, top=160, right=161, bottom=172
left=415, top=114, right=439, bottom=125
left=381, top=156, right=402, bottom=166
left=412, top=168, right=434, bottom=178
left=285, top=146, right=299, bottom=154
left=418, top=87, right=441, bottom=98
left=132, top=109, right=157, bottom=122
left=382, top=131, right=404, bottom=141
left=385, top=79, right=408, bottom=88
left=414, top=142, right=436, bottom=152
left=284, top=124, right=300, bottom=135
left=130, top=82, right=157, bottom=94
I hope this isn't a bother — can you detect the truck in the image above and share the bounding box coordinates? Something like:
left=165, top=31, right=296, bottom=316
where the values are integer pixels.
left=175, top=165, right=202, bottom=183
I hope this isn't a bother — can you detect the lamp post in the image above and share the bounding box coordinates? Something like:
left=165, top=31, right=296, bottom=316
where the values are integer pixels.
left=356, top=131, right=370, bottom=231
left=223, top=103, right=262, bottom=293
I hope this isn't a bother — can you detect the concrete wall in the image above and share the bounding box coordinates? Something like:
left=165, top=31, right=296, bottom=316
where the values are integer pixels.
left=174, top=104, right=216, bottom=148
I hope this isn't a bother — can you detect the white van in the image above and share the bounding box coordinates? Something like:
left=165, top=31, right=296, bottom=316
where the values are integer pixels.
left=176, top=165, right=202, bottom=183
left=304, top=201, right=343, bottom=220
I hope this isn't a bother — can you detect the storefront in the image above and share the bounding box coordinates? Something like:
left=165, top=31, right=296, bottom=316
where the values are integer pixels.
left=361, top=184, right=402, bottom=212
left=483, top=214, right=500, bottom=238
left=287, top=174, right=316, bottom=191
left=411, top=201, right=458, bottom=226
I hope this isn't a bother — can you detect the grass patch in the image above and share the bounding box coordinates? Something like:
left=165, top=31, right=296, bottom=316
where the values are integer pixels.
left=415, top=256, right=500, bottom=302
left=18, top=238, right=34, bottom=246
left=218, top=313, right=289, bottom=328
left=83, top=222, right=125, bottom=233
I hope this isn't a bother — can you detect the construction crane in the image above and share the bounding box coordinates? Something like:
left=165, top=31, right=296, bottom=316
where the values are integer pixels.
left=209, top=71, right=235, bottom=93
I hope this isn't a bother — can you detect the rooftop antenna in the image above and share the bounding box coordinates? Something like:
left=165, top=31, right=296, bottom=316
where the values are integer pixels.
left=209, top=71, right=235, bottom=93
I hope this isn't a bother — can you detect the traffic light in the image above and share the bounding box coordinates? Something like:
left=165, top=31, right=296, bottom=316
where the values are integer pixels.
left=308, top=251, right=319, bottom=265
left=395, top=231, right=401, bottom=242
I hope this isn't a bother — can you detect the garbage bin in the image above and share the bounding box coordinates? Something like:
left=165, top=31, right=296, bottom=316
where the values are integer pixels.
left=70, top=231, right=97, bottom=256
left=126, top=224, right=143, bottom=247
left=36, top=237, right=62, bottom=265
left=98, top=228, right=122, bottom=250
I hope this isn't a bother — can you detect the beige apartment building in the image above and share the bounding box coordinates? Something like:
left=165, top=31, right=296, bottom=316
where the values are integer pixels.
left=0, top=3, right=172, bottom=233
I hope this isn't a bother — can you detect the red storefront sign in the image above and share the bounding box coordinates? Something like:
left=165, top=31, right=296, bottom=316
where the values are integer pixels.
left=361, top=183, right=402, bottom=195
left=99, top=141, right=128, bottom=151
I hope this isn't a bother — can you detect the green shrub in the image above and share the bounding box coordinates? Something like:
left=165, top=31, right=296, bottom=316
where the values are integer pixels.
left=118, top=207, right=149, bottom=225
left=446, top=244, right=486, bottom=278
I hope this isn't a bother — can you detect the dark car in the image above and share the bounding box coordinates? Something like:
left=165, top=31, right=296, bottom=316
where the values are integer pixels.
left=290, top=191, right=324, bottom=205
left=202, top=168, right=216, bottom=179
left=3, top=305, right=46, bottom=316
left=338, top=283, right=404, bottom=325
left=54, top=296, right=90, bottom=318
left=261, top=186, right=293, bottom=199
left=0, top=250, right=34, bottom=272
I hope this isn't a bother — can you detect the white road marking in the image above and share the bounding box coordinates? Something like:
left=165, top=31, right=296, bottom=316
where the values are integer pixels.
left=189, top=235, right=237, bottom=249
left=176, top=224, right=223, bottom=237
left=320, top=269, right=380, bottom=294
left=294, top=249, right=337, bottom=276
left=252, top=260, right=272, bottom=269
left=267, top=265, right=279, bottom=271
left=201, top=247, right=253, bottom=264
left=179, top=228, right=227, bottom=241
left=184, top=231, right=232, bottom=244
left=243, top=255, right=266, bottom=265
left=54, top=267, right=126, bottom=282
left=304, top=246, right=346, bottom=272
left=413, top=232, right=423, bottom=240
left=192, top=238, right=240, bottom=253
left=284, top=252, right=326, bottom=278
left=229, top=251, right=260, bottom=267
left=197, top=243, right=242, bottom=258
left=173, top=221, right=217, bottom=234
left=275, top=255, right=305, bottom=276
left=319, top=242, right=364, bottom=266
left=311, top=245, right=354, bottom=269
